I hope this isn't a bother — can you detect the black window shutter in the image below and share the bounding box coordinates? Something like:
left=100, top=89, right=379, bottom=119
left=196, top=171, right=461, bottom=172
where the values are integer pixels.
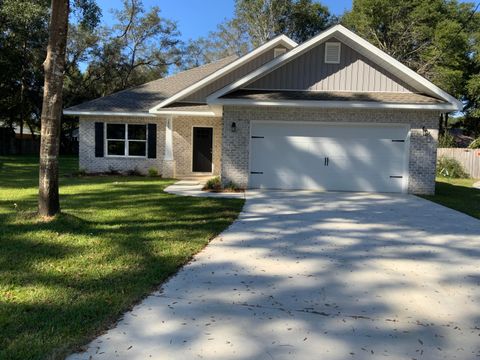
left=147, top=123, right=157, bottom=158
left=94, top=122, right=104, bottom=157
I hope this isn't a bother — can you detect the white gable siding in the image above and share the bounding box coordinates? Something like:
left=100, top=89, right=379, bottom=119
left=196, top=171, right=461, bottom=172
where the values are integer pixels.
left=184, top=47, right=287, bottom=103
left=245, top=38, right=414, bottom=93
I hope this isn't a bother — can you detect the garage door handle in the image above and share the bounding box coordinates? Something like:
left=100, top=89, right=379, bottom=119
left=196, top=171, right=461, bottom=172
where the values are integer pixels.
left=390, top=175, right=403, bottom=178
left=324, top=157, right=329, bottom=166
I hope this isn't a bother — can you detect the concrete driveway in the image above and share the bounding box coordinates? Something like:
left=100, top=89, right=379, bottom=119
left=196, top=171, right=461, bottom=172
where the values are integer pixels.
left=69, top=191, right=480, bottom=360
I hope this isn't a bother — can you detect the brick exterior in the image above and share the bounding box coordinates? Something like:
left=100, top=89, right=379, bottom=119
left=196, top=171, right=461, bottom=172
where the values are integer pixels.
left=79, top=115, right=222, bottom=177
left=221, top=106, right=439, bottom=195
left=172, top=116, right=222, bottom=177
left=79, top=116, right=165, bottom=175
left=80, top=107, right=439, bottom=194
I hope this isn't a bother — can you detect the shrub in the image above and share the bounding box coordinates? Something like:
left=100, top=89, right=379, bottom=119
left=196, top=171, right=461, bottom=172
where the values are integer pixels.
left=76, top=168, right=87, bottom=176
left=148, top=167, right=159, bottom=177
left=107, top=167, right=121, bottom=175
left=126, top=168, right=142, bottom=176
left=468, top=137, right=480, bottom=149
left=438, top=132, right=456, bottom=148
left=203, top=176, right=222, bottom=191
left=437, top=156, right=469, bottom=178
left=224, top=181, right=241, bottom=192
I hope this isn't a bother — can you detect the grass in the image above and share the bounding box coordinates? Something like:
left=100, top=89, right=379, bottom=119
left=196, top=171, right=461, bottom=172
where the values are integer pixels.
left=0, top=155, right=244, bottom=360
left=420, top=177, right=480, bottom=220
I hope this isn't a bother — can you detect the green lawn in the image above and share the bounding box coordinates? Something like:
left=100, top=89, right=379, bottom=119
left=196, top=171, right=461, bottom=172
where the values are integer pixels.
left=420, top=177, right=480, bottom=220
left=0, top=156, right=244, bottom=360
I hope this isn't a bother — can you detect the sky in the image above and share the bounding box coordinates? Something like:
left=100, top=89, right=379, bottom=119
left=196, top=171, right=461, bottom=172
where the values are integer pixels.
left=94, top=0, right=353, bottom=41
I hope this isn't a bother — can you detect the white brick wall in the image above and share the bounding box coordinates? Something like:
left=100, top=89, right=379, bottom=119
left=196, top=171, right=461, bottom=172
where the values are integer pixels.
left=172, top=116, right=222, bottom=177
left=221, top=106, right=439, bottom=195
left=79, top=115, right=223, bottom=177
left=79, top=116, right=165, bottom=175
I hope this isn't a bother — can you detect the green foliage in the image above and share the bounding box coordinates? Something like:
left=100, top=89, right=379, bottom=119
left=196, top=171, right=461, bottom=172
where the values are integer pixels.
left=438, top=132, right=457, bottom=148
left=182, top=0, right=334, bottom=66
left=437, top=156, right=469, bottom=178
left=0, top=156, right=244, bottom=359
left=148, top=167, right=159, bottom=177
left=203, top=176, right=222, bottom=191
left=224, top=181, right=242, bottom=192
left=468, top=137, right=480, bottom=149
left=343, top=0, right=479, bottom=101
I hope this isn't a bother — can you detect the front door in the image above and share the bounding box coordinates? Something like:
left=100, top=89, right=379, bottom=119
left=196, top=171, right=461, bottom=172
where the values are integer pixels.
left=192, top=127, right=213, bottom=172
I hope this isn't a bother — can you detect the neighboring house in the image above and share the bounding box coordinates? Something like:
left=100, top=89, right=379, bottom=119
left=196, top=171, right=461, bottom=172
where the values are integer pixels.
left=0, top=122, right=40, bottom=155
left=64, top=25, right=462, bottom=195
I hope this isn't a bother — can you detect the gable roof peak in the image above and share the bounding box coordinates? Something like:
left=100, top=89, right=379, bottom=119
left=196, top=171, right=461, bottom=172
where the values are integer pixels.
left=149, top=34, right=298, bottom=113
left=207, top=24, right=462, bottom=111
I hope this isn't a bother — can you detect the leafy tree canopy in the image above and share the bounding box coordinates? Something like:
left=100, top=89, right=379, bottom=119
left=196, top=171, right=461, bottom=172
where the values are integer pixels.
left=343, top=0, right=480, bottom=135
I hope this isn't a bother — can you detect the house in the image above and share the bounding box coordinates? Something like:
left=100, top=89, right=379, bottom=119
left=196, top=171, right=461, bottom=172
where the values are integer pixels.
left=64, top=25, right=462, bottom=195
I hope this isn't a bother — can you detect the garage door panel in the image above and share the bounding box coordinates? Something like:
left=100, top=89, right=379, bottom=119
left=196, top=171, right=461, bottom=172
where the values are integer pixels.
left=249, top=122, right=409, bottom=193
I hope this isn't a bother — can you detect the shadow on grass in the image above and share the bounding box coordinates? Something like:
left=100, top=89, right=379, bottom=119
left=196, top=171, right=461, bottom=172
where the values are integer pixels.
left=0, top=156, right=244, bottom=360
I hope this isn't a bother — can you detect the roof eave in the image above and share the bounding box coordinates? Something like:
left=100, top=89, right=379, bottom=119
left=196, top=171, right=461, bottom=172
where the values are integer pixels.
left=209, top=98, right=458, bottom=111
left=148, top=35, right=298, bottom=113
left=63, top=110, right=156, bottom=117
left=206, top=24, right=462, bottom=110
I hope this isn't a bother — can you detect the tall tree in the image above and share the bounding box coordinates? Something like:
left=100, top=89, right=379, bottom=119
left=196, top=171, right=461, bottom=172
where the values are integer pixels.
left=182, top=0, right=333, bottom=67
left=39, top=0, right=100, bottom=216
left=77, top=0, right=182, bottom=97
left=0, top=0, right=49, bottom=150
left=342, top=0, right=479, bottom=99
left=38, top=0, right=70, bottom=216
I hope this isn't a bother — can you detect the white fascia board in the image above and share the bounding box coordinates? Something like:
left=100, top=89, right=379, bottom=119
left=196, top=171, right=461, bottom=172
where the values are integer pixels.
left=207, top=24, right=462, bottom=111
left=148, top=35, right=298, bottom=113
left=153, top=110, right=219, bottom=117
left=331, top=29, right=463, bottom=111
left=206, top=25, right=341, bottom=102
left=63, top=110, right=156, bottom=117
left=210, top=98, right=458, bottom=111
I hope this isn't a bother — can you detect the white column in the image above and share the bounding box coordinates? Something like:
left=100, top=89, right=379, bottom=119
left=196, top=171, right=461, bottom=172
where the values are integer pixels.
left=164, top=116, right=173, bottom=161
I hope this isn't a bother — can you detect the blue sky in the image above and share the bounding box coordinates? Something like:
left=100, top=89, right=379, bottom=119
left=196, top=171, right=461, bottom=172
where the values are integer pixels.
left=95, top=0, right=353, bottom=41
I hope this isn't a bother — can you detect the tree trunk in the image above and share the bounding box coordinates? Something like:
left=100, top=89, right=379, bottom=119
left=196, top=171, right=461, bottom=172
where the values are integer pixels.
left=38, top=0, right=69, bottom=217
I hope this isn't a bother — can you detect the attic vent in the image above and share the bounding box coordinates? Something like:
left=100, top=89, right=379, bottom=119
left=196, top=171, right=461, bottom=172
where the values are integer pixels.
left=273, top=48, right=287, bottom=58
left=324, top=42, right=341, bottom=64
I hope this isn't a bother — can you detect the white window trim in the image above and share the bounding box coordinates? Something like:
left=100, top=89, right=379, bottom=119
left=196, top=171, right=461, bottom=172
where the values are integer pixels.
left=324, top=42, right=341, bottom=64
left=105, top=123, right=148, bottom=158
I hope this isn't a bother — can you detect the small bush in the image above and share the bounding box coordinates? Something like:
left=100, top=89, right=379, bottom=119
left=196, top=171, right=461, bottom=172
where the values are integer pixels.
left=224, top=181, right=241, bottom=192
left=148, top=167, right=159, bottom=177
left=107, top=167, right=121, bottom=175
left=468, top=137, right=480, bottom=149
left=75, top=168, right=87, bottom=176
left=437, top=156, right=469, bottom=178
left=126, top=168, right=142, bottom=176
left=203, top=176, right=222, bottom=191
left=438, top=132, right=456, bottom=148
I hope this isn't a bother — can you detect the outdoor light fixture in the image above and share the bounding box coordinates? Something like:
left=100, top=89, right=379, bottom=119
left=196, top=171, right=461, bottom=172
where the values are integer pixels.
left=231, top=121, right=237, bottom=132
left=422, top=126, right=430, bottom=137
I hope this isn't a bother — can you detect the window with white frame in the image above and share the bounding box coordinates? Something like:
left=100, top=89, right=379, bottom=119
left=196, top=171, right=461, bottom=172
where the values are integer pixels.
left=106, top=123, right=147, bottom=157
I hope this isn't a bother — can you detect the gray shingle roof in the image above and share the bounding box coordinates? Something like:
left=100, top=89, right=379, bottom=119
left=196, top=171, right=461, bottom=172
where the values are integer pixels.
left=65, top=55, right=238, bottom=113
left=222, top=89, right=446, bottom=104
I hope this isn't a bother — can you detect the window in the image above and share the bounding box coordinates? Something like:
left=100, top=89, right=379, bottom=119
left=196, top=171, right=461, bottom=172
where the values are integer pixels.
left=273, top=47, right=287, bottom=58
left=324, top=42, right=341, bottom=64
left=106, top=123, right=147, bottom=157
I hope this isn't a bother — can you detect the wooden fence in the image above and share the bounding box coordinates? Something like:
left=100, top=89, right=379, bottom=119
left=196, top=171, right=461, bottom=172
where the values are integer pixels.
left=437, top=148, right=480, bottom=179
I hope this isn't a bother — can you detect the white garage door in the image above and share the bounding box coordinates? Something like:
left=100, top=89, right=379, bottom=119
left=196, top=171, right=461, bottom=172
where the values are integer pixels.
left=249, top=122, right=409, bottom=193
